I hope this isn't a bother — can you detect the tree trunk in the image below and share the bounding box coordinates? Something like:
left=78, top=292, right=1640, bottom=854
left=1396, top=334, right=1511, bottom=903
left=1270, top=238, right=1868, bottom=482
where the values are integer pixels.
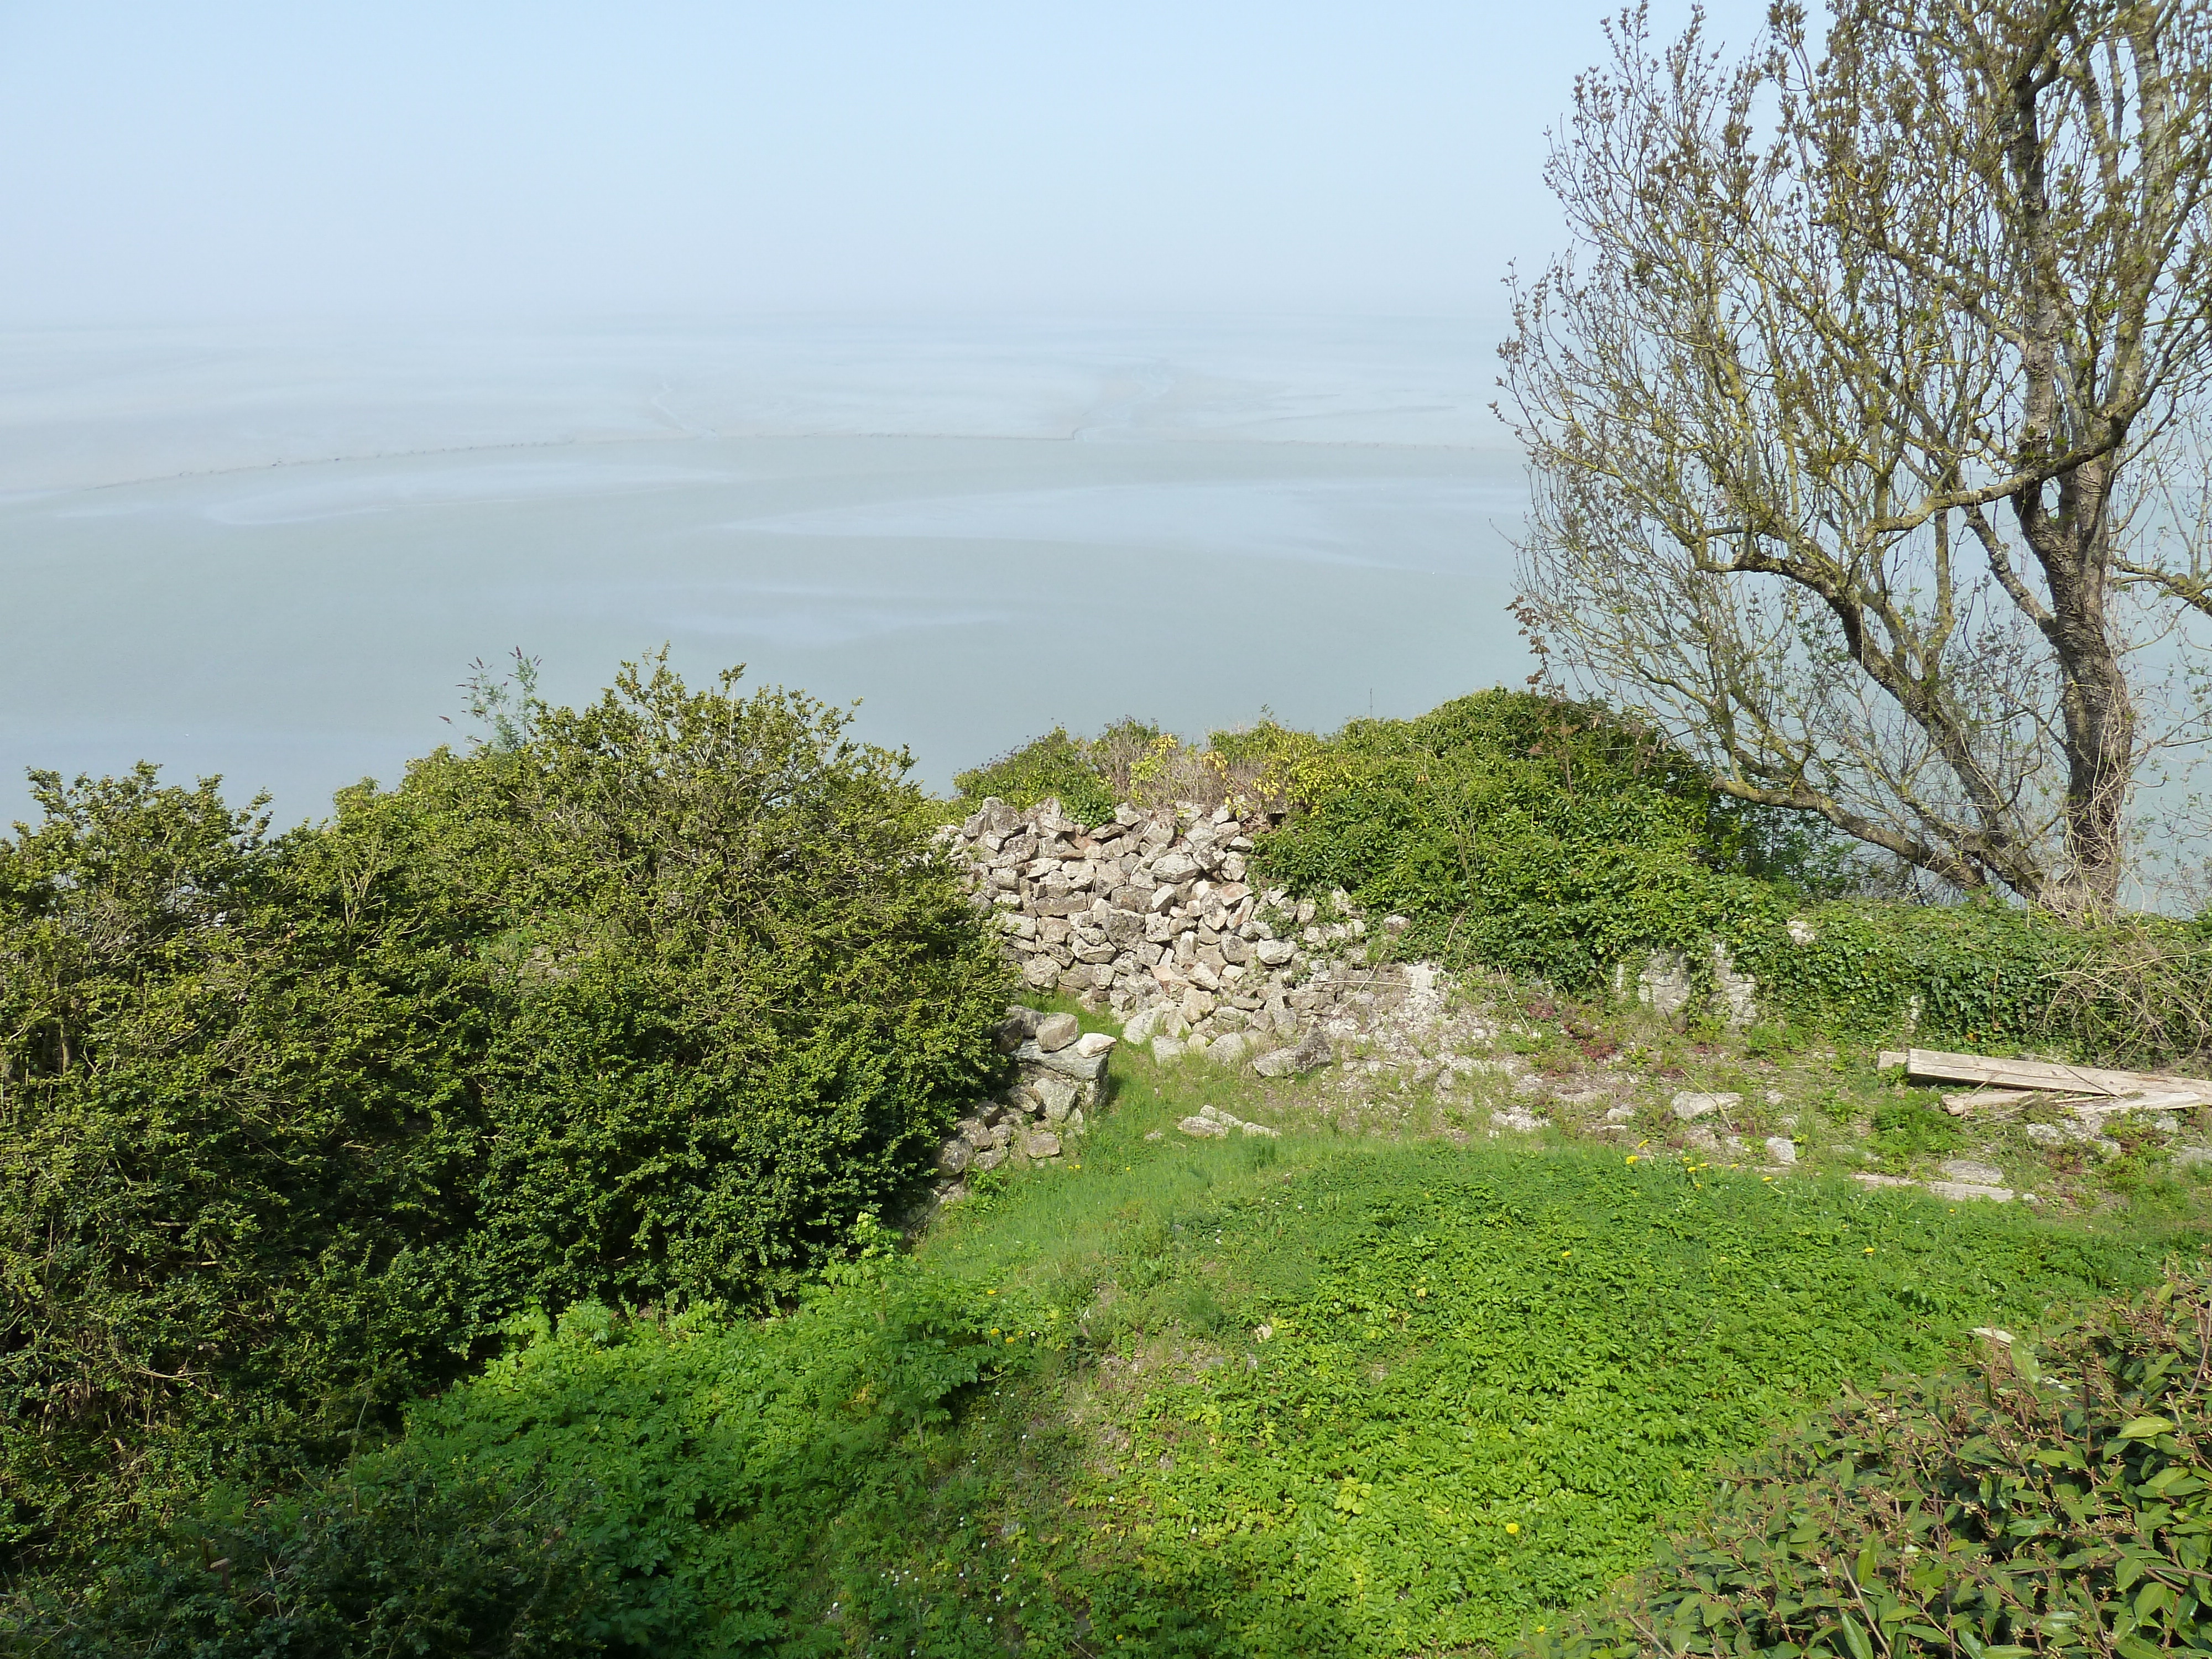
left=2017, top=458, right=2137, bottom=914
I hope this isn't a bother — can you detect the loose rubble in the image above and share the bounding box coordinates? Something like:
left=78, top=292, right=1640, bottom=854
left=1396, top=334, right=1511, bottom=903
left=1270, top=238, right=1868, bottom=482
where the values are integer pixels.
left=1177, top=1104, right=1280, bottom=1140
left=929, top=1005, right=1113, bottom=1201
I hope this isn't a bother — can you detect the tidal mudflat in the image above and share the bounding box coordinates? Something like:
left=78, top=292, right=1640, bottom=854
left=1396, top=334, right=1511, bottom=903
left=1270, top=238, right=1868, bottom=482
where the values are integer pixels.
left=0, top=321, right=1528, bottom=821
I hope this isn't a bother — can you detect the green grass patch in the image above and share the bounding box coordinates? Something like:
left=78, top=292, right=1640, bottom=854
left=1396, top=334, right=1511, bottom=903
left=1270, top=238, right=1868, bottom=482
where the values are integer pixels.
left=61, top=1119, right=2191, bottom=1657
left=1536, top=1270, right=2212, bottom=1659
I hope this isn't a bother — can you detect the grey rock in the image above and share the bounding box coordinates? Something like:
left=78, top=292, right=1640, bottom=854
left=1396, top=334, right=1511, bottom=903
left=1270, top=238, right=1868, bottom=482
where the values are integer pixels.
left=1152, top=1036, right=1187, bottom=1063
left=1199, top=1103, right=1277, bottom=1138
left=1938, top=1159, right=2005, bottom=1186
left=1036, top=1076, right=1079, bottom=1123
left=973, top=1147, right=1007, bottom=1172
left=1178, top=1114, right=1229, bottom=1139
left=1764, top=1135, right=1798, bottom=1165
left=1180, top=987, right=1217, bottom=1024
left=1209, top=1032, right=1251, bottom=1066
left=1670, top=1091, right=1742, bottom=1121
left=1253, top=1048, right=1297, bottom=1078
left=1024, top=1129, right=1063, bottom=1159
left=1016, top=1040, right=1108, bottom=1082
left=1035, top=1012, right=1081, bottom=1052
left=1254, top=938, right=1297, bottom=967
left=1123, top=1005, right=1164, bottom=1046
left=1291, top=1026, right=1333, bottom=1071
left=1021, top=955, right=1061, bottom=990
left=936, top=1138, right=974, bottom=1173
left=1639, top=951, right=1693, bottom=1018
left=1151, top=851, right=1201, bottom=883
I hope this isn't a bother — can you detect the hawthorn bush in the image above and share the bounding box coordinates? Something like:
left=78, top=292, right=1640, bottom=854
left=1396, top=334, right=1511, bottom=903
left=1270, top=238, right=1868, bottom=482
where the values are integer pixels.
left=0, top=658, right=1010, bottom=1571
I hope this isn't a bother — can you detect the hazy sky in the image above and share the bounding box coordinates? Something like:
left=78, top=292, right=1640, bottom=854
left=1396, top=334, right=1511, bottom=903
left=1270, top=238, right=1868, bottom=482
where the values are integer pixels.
left=0, top=1, right=1771, bottom=324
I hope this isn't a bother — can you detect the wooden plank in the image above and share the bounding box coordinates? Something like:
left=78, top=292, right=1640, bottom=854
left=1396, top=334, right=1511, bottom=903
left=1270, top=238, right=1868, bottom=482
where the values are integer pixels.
left=1902, top=1047, right=2212, bottom=1098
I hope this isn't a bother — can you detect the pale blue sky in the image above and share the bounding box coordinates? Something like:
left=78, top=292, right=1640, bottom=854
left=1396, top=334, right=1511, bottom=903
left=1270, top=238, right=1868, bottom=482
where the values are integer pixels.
left=0, top=1, right=1770, bottom=324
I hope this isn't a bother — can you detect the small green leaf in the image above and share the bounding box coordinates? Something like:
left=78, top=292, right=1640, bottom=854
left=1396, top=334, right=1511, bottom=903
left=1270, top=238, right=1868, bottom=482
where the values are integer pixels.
left=2119, top=1418, right=2177, bottom=1441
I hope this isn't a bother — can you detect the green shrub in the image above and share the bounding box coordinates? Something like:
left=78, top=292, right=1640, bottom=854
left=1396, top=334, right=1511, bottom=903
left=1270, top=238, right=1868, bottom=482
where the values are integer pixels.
left=1250, top=690, right=1802, bottom=988
left=1528, top=1271, right=2212, bottom=1659
left=10, top=1465, right=617, bottom=1658
left=0, top=658, right=1011, bottom=1572
left=951, top=726, right=1126, bottom=825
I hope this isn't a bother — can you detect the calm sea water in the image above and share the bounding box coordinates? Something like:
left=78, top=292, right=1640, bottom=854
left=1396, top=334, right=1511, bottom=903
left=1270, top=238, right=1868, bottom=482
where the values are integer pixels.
left=0, top=318, right=1530, bottom=824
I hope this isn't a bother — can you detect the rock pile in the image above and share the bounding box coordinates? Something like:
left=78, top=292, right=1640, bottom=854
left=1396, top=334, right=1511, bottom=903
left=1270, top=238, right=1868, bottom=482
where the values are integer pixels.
left=951, top=795, right=1374, bottom=1071
left=933, top=1007, right=1114, bottom=1185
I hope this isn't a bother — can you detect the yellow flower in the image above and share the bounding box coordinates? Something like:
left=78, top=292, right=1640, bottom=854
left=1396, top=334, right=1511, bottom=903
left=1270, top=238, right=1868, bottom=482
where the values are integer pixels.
left=1625, top=1155, right=1639, bottom=1165
left=1864, top=1246, right=1876, bottom=1254
left=1505, top=1522, right=1520, bottom=1534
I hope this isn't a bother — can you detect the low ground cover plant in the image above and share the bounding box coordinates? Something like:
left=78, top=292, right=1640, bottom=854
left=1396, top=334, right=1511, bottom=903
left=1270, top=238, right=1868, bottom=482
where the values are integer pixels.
left=41, top=1109, right=2195, bottom=1658
left=1532, top=1270, right=2212, bottom=1659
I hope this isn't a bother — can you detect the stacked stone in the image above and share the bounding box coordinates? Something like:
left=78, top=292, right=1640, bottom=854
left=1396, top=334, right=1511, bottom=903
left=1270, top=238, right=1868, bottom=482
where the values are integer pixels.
left=953, top=795, right=1343, bottom=1062
left=933, top=1007, right=1113, bottom=1178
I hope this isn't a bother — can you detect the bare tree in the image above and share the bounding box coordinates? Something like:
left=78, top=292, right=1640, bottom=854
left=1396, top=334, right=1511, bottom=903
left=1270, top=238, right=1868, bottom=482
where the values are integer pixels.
left=1500, top=0, right=2212, bottom=914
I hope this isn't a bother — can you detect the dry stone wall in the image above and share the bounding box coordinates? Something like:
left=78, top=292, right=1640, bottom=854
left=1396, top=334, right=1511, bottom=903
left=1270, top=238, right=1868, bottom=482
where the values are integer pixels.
left=949, top=795, right=1387, bottom=1072
left=931, top=1006, right=1114, bottom=1185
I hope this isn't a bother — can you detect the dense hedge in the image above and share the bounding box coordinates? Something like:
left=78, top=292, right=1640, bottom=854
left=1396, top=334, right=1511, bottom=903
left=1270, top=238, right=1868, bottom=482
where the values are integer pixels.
left=1245, top=690, right=1813, bottom=987
left=1529, top=1271, right=2212, bottom=1659
left=0, top=658, right=1010, bottom=1572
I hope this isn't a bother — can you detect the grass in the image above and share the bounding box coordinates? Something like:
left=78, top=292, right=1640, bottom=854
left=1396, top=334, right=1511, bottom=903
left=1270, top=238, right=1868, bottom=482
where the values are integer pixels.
left=910, top=1110, right=2198, bottom=1654
left=79, top=1000, right=2212, bottom=1658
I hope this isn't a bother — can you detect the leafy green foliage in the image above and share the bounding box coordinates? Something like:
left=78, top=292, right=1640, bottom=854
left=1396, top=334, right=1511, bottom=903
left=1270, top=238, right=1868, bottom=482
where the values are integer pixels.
left=14, top=1223, right=1007, bottom=1657
left=1251, top=691, right=1801, bottom=988
left=1528, top=1271, right=2212, bottom=1659
left=1015, top=1145, right=2176, bottom=1656
left=951, top=726, right=1137, bottom=826
left=0, top=658, right=1010, bottom=1571
left=14, top=1465, right=615, bottom=1658
left=57, top=1128, right=2183, bottom=1658
left=1869, top=1095, right=1966, bottom=1166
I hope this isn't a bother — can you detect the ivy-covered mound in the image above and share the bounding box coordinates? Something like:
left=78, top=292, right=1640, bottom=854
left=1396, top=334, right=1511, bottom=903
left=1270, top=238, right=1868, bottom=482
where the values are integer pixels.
left=0, top=659, right=1010, bottom=1573
left=1532, top=1271, right=2212, bottom=1659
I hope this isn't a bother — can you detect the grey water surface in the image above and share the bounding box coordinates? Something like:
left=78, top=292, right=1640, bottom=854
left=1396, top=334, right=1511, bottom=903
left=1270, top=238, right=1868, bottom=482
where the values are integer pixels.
left=0, top=319, right=1531, bottom=824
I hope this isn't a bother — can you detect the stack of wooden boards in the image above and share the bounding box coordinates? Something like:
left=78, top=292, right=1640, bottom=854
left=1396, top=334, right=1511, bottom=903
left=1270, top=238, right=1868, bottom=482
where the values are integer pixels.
left=1877, top=1048, right=2212, bottom=1118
